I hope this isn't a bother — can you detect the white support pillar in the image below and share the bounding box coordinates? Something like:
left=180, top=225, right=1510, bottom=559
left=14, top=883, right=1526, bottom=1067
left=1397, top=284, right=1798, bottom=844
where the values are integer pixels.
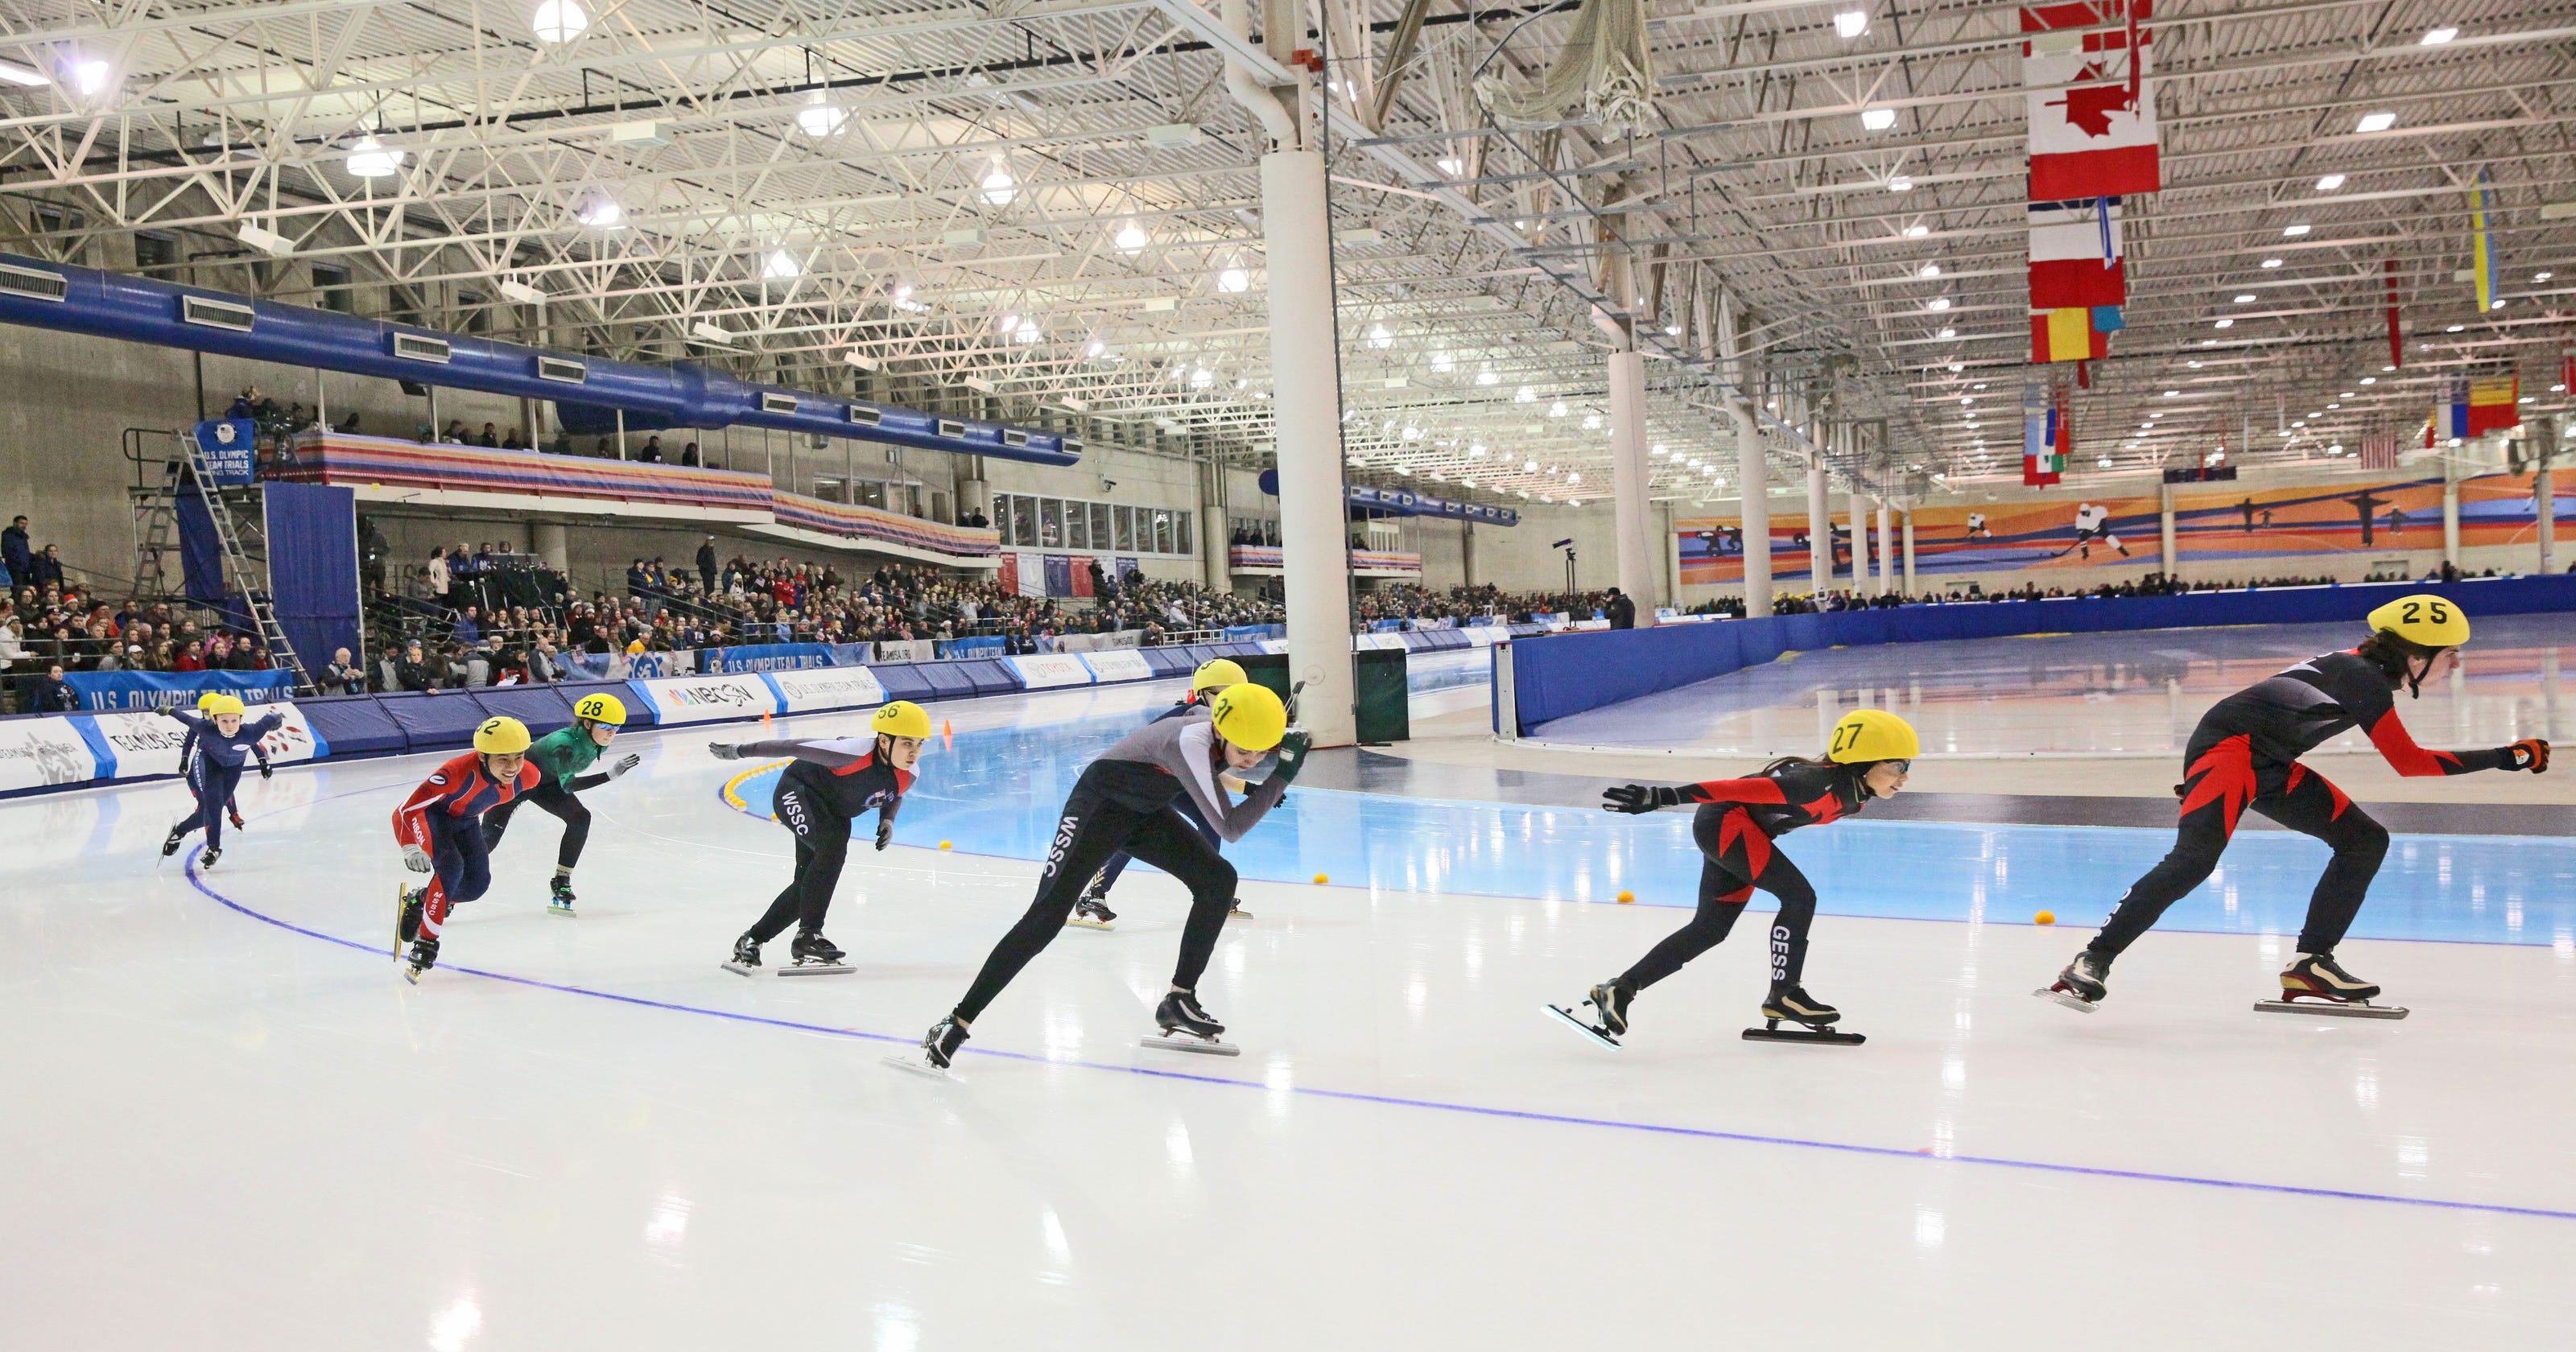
left=2442, top=452, right=2462, bottom=566
left=1461, top=517, right=1478, bottom=587
left=1876, top=500, right=1893, bottom=595
left=1732, top=401, right=1771, bottom=616
left=1261, top=147, right=1357, bottom=747
left=1849, top=488, right=1873, bottom=590
left=532, top=521, right=569, bottom=575
left=2159, top=482, right=2178, bottom=576
left=1901, top=509, right=1917, bottom=592
left=1608, top=347, right=1657, bottom=624
left=2539, top=418, right=2561, bottom=575
left=1806, top=452, right=1830, bottom=597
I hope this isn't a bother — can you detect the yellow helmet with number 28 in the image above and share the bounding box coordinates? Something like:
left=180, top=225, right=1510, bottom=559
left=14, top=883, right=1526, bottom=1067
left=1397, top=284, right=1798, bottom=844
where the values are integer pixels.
left=1209, top=682, right=1288, bottom=752
left=573, top=692, right=627, bottom=726
left=873, top=700, right=933, bottom=740
left=473, top=715, right=532, bottom=756
left=1827, top=708, right=1919, bottom=765
left=2366, top=594, right=2470, bottom=650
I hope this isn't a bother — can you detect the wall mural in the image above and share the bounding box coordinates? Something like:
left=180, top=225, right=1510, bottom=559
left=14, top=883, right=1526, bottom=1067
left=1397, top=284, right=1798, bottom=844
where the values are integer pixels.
left=1676, top=472, right=2575, bottom=586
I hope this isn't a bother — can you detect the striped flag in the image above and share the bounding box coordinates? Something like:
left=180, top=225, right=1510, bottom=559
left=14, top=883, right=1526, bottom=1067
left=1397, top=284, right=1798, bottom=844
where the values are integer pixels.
left=2023, top=385, right=2065, bottom=484
left=2029, top=198, right=2126, bottom=308
left=2359, top=435, right=2401, bottom=470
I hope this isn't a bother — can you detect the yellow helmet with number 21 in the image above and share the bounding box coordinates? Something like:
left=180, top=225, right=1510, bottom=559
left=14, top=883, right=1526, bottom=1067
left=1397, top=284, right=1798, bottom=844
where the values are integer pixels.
left=1828, top=708, right=1918, bottom=765
left=2366, top=594, right=2470, bottom=650
left=873, top=700, right=933, bottom=740
left=473, top=715, right=532, bottom=756
left=1209, top=682, right=1288, bottom=752
left=573, top=692, right=627, bottom=726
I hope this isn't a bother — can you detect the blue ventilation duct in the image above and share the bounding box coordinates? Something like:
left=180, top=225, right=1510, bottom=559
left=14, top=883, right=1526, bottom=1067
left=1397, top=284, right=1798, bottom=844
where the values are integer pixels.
left=0, top=253, right=1079, bottom=467
left=1257, top=469, right=1517, bottom=526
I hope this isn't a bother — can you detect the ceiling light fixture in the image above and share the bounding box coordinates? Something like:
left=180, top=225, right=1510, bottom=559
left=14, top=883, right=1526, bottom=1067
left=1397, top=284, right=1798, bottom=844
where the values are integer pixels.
left=1903, top=225, right=1930, bottom=237
left=2421, top=27, right=2458, bottom=44
left=762, top=249, right=800, bottom=279
left=532, top=0, right=589, bottom=43
left=1860, top=108, right=1897, bottom=131
left=980, top=163, right=1017, bottom=205
left=2355, top=111, right=2396, bottom=133
left=2316, top=174, right=2346, bottom=191
left=2282, top=224, right=2310, bottom=237
left=1834, top=9, right=1869, bottom=39
left=345, top=135, right=405, bottom=178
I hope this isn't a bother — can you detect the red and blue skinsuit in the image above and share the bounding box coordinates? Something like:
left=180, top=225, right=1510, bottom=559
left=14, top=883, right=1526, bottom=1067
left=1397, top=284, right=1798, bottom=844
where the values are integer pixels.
left=393, top=750, right=540, bottom=940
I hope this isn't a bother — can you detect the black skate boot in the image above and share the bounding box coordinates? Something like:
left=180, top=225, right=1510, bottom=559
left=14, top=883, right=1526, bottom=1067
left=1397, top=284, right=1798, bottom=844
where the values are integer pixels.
left=1227, top=898, right=1253, bottom=921
left=1144, top=988, right=1236, bottom=1056
left=402, top=935, right=440, bottom=985
left=1545, top=979, right=1631, bottom=1048
left=548, top=873, right=576, bottom=917
left=394, top=886, right=426, bottom=953
left=2037, top=950, right=2111, bottom=1012
left=161, top=824, right=186, bottom=859
left=228, top=808, right=246, bottom=830
left=1748, top=982, right=1864, bottom=1045
left=888, top=1016, right=972, bottom=1078
left=2259, top=952, right=2407, bottom=1019
left=782, top=929, right=851, bottom=975
left=1066, top=896, right=1117, bottom=930
left=721, top=932, right=762, bottom=976
left=198, top=845, right=222, bottom=870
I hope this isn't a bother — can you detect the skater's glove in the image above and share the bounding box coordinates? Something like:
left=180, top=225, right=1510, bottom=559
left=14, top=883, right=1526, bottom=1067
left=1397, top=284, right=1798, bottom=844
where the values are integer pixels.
left=402, top=844, right=432, bottom=874
left=875, top=819, right=894, bottom=851
left=1269, top=729, right=1313, bottom=785
left=606, top=753, right=642, bottom=780
left=156, top=704, right=184, bottom=720
left=707, top=742, right=741, bottom=760
left=2505, top=737, right=2551, bottom=773
left=258, top=762, right=272, bottom=780
left=1602, top=783, right=1681, bottom=814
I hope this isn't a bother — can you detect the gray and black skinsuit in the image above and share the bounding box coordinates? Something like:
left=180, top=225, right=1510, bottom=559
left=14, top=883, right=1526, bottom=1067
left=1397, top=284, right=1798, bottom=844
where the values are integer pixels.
left=952, top=709, right=1286, bottom=1023
left=733, top=736, right=913, bottom=944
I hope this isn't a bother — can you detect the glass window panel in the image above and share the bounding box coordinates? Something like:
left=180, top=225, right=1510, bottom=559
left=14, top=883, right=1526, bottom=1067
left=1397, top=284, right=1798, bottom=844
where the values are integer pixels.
left=1174, top=512, right=1191, bottom=557
left=1089, top=502, right=1113, bottom=549
left=1009, top=496, right=1037, bottom=546
left=1115, top=505, right=1134, bottom=550
left=1040, top=499, right=1063, bottom=547
left=1152, top=510, right=1172, bottom=554
left=1066, top=500, right=1089, bottom=549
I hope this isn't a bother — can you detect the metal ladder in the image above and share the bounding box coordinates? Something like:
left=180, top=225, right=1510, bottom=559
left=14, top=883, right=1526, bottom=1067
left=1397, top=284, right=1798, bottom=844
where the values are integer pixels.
left=176, top=427, right=314, bottom=695
left=128, top=440, right=185, bottom=600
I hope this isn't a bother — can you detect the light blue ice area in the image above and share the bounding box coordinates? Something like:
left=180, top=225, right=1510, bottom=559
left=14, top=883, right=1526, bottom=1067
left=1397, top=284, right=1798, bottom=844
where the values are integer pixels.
left=729, top=657, right=2576, bottom=950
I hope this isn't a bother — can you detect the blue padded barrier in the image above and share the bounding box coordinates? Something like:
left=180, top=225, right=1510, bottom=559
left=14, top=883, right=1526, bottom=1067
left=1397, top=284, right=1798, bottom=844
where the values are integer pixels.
left=295, top=694, right=407, bottom=755
left=1216, top=641, right=1268, bottom=657
left=381, top=689, right=496, bottom=749
left=913, top=663, right=979, bottom=700
left=470, top=686, right=580, bottom=737
left=1179, top=643, right=1227, bottom=668
left=1141, top=649, right=1194, bottom=676
left=1508, top=577, right=2576, bottom=734
left=949, top=659, right=1018, bottom=697
left=869, top=664, right=937, bottom=703
left=558, top=678, right=658, bottom=728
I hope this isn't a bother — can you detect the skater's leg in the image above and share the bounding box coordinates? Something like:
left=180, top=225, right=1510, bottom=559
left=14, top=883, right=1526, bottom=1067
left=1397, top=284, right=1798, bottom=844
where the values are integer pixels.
left=192, top=766, right=237, bottom=850
left=952, top=789, right=1141, bottom=1023
left=450, top=819, right=493, bottom=905
left=481, top=795, right=521, bottom=852
left=2087, top=736, right=2252, bottom=959
left=419, top=815, right=470, bottom=940
left=748, top=781, right=832, bottom=943
left=1090, top=849, right=1135, bottom=894
left=537, top=789, right=591, bottom=872
left=744, top=839, right=811, bottom=945
left=1119, top=807, right=1235, bottom=990
left=1750, top=853, right=1820, bottom=987
left=795, top=823, right=852, bottom=934
left=1618, top=810, right=1757, bottom=991
left=2254, top=765, right=2390, bottom=955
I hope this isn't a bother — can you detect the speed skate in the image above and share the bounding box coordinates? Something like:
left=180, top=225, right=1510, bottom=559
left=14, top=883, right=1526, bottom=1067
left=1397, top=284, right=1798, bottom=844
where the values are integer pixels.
left=1543, top=1001, right=1621, bottom=1049
left=1139, top=991, right=1238, bottom=1055
left=2253, top=995, right=2409, bottom=1020
left=723, top=957, right=852, bottom=977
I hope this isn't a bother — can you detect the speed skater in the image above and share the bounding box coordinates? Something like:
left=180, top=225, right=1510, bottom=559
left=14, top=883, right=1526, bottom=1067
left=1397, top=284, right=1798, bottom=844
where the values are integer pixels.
left=173, top=689, right=268, bottom=835
left=481, top=691, right=641, bottom=914
left=2041, top=595, right=2548, bottom=1015
left=392, top=716, right=542, bottom=983
left=708, top=700, right=927, bottom=975
left=159, top=694, right=281, bottom=869
left=1067, top=658, right=1259, bottom=930
left=1552, top=708, right=1918, bottom=1048
left=900, top=682, right=1307, bottom=1074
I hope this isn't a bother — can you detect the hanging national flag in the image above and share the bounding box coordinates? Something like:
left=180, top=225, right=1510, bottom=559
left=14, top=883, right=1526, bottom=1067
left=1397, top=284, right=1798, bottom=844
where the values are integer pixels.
left=2469, top=172, right=2495, bottom=314
left=2029, top=198, right=2127, bottom=308
left=2383, top=258, right=2403, bottom=370
left=2431, top=378, right=2469, bottom=443
left=2359, top=435, right=2401, bottom=470
left=2024, top=1, right=2159, bottom=200
left=2030, top=306, right=2112, bottom=362
left=2468, top=373, right=2520, bottom=435
left=2023, top=385, right=2060, bottom=485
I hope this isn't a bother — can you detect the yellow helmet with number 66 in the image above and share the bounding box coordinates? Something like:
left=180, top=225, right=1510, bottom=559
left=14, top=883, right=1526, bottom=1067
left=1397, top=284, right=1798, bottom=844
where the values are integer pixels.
left=873, top=700, right=933, bottom=740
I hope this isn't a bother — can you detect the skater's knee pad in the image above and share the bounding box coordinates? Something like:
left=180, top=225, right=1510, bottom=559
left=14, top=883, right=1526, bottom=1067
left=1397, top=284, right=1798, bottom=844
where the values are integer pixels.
left=1196, top=857, right=1238, bottom=903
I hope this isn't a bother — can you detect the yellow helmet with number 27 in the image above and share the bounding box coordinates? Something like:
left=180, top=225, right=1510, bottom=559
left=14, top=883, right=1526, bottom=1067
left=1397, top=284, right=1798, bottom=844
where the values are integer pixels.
left=1827, top=708, right=1919, bottom=765
left=2366, top=594, right=2470, bottom=650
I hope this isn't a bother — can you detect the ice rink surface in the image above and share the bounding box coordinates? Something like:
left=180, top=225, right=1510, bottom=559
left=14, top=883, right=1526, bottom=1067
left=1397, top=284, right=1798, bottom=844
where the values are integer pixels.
left=6, top=637, right=2576, bottom=1349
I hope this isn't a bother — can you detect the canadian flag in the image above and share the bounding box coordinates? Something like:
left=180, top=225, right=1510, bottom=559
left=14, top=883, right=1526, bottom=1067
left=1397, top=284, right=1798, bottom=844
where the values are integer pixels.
left=2025, top=1, right=2159, bottom=201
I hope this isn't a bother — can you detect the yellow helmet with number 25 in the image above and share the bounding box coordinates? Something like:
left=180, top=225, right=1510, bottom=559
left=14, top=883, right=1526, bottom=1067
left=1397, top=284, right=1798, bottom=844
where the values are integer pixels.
left=2366, top=594, right=2470, bottom=651
left=1827, top=708, right=1918, bottom=765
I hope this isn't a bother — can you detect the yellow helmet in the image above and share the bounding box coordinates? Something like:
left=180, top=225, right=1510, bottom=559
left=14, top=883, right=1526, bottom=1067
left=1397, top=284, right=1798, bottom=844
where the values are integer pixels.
left=572, top=692, right=627, bottom=726
left=625, top=640, right=647, bottom=654
left=873, top=700, right=933, bottom=740
left=1191, top=657, right=1248, bottom=692
left=203, top=693, right=247, bottom=717
left=1828, top=708, right=1918, bottom=765
left=2366, top=594, right=2470, bottom=650
left=473, top=715, right=532, bottom=756
left=196, top=691, right=222, bottom=711
left=1209, top=682, right=1288, bottom=752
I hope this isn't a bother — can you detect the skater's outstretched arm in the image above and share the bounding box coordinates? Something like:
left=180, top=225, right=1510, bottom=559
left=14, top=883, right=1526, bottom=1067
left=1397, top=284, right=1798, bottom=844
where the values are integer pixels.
left=1604, top=777, right=1786, bottom=813
left=565, top=753, right=639, bottom=793
left=1171, top=722, right=1286, bottom=843
left=722, top=736, right=877, bottom=770
left=2319, top=661, right=2532, bottom=776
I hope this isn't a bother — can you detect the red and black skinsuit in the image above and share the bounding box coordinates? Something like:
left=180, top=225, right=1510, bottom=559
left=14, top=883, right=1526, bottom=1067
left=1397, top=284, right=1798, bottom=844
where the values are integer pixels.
left=1619, top=760, right=1871, bottom=993
left=733, top=736, right=914, bottom=945
left=2087, top=649, right=2516, bottom=961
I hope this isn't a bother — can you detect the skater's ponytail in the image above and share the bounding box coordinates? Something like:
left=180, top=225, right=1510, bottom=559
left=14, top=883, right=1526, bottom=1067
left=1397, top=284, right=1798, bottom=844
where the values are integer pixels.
left=1759, top=754, right=1837, bottom=777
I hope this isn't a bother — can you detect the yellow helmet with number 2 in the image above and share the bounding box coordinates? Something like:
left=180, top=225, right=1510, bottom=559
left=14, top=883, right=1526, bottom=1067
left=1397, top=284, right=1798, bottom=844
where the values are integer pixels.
left=473, top=715, right=532, bottom=756
left=873, top=700, right=933, bottom=740
left=573, top=692, right=627, bottom=726
left=1209, top=682, right=1288, bottom=752
left=2366, top=594, right=2470, bottom=650
left=1828, top=708, right=1919, bottom=765
left=1191, top=658, right=1249, bottom=693
left=203, top=693, right=247, bottom=717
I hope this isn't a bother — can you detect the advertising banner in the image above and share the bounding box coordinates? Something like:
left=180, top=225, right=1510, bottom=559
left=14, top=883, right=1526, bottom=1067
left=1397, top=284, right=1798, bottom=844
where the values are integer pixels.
left=85, top=703, right=326, bottom=779
left=192, top=418, right=258, bottom=485
left=630, top=674, right=782, bottom=723
left=704, top=642, right=838, bottom=674
left=61, top=668, right=296, bottom=711
left=1006, top=653, right=1094, bottom=688
left=1079, top=650, right=1154, bottom=683
left=0, top=717, right=105, bottom=791
left=766, top=666, right=890, bottom=715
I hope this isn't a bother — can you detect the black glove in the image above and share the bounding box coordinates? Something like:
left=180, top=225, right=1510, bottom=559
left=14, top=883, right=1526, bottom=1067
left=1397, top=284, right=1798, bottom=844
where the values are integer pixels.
left=258, top=762, right=272, bottom=780
left=1269, top=729, right=1313, bottom=785
left=708, top=742, right=741, bottom=760
left=158, top=705, right=184, bottom=720
left=875, top=818, right=894, bottom=851
left=2506, top=738, right=2551, bottom=773
left=1602, top=783, right=1681, bottom=814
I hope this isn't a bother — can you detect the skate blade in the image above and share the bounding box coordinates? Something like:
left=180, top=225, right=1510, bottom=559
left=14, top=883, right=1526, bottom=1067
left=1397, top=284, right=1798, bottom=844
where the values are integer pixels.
left=1139, top=1032, right=1240, bottom=1057
left=881, top=1053, right=963, bottom=1082
left=1543, top=1003, right=1621, bottom=1049
left=1063, top=917, right=1113, bottom=930
left=720, top=960, right=759, bottom=978
left=1744, top=1024, right=1866, bottom=1046
left=1226, top=909, right=1253, bottom=921
left=2033, top=985, right=2100, bottom=1012
left=401, top=967, right=426, bottom=986
left=547, top=905, right=576, bottom=918
left=775, top=962, right=854, bottom=977
left=2254, top=998, right=2408, bottom=1020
